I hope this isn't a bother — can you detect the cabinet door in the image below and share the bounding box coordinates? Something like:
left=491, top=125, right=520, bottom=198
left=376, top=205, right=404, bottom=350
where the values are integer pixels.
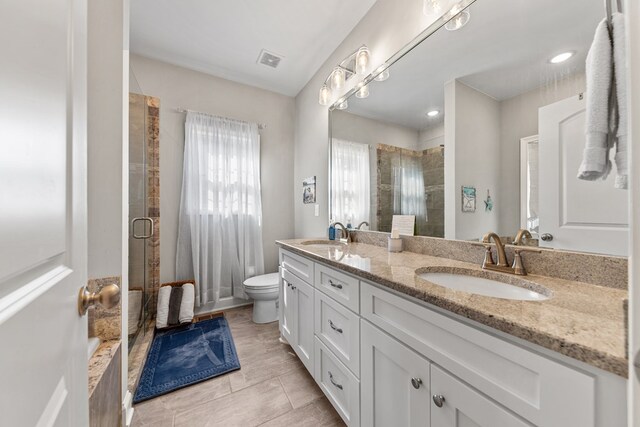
left=430, top=365, right=530, bottom=427
left=280, top=270, right=295, bottom=344
left=361, top=320, right=431, bottom=427
left=293, top=279, right=315, bottom=373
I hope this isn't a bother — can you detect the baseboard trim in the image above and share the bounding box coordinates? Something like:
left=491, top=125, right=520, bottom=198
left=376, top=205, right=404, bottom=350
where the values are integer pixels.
left=122, top=390, right=134, bottom=427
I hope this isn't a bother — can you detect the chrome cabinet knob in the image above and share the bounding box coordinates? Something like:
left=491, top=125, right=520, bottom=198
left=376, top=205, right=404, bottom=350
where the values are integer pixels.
left=433, top=394, right=446, bottom=407
left=540, top=233, right=553, bottom=241
left=411, top=377, right=422, bottom=389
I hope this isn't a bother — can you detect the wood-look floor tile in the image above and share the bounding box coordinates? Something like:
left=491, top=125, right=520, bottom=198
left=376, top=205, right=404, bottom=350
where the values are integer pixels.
left=228, top=346, right=303, bottom=392
left=131, top=397, right=175, bottom=427
left=278, top=365, right=324, bottom=409
left=258, top=397, right=346, bottom=427
left=158, top=375, right=232, bottom=412
left=174, top=377, right=292, bottom=427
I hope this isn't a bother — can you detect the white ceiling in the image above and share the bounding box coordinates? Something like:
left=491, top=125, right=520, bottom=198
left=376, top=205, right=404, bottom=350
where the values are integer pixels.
left=130, top=0, right=377, bottom=97
left=345, top=0, right=602, bottom=130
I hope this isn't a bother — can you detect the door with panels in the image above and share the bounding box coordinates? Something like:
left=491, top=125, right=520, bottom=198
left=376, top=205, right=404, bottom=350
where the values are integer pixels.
left=292, top=277, right=314, bottom=373
left=430, top=365, right=530, bottom=427
left=361, top=320, right=431, bottom=426
left=279, top=268, right=295, bottom=344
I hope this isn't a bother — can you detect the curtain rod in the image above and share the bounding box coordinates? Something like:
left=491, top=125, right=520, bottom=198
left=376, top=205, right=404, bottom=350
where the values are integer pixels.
left=175, top=107, right=266, bottom=130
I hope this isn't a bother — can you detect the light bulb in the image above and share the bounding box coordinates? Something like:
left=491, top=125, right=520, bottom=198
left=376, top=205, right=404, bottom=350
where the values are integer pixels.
left=331, top=67, right=346, bottom=90
left=549, top=51, right=574, bottom=64
left=427, top=110, right=439, bottom=117
left=445, top=10, right=470, bottom=31
left=336, top=99, right=348, bottom=110
left=355, top=46, right=370, bottom=75
left=374, top=67, right=390, bottom=82
left=318, top=84, right=330, bottom=106
left=423, top=0, right=442, bottom=16
left=356, top=84, right=369, bottom=99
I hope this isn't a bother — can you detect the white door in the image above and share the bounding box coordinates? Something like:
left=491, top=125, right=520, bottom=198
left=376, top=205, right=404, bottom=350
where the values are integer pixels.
left=279, top=268, right=295, bottom=344
left=292, top=279, right=314, bottom=373
left=361, top=320, right=430, bottom=427
left=538, top=94, right=628, bottom=256
left=430, top=365, right=529, bottom=427
left=0, top=0, right=89, bottom=426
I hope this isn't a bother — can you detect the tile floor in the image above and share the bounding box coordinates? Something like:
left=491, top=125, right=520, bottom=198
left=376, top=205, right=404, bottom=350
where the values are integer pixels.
left=131, top=305, right=345, bottom=427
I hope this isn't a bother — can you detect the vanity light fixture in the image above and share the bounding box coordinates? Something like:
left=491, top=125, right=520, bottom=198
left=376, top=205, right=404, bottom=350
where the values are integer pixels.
left=427, top=110, right=440, bottom=117
left=374, top=66, right=390, bottom=82
left=318, top=45, right=371, bottom=106
left=549, top=51, right=575, bottom=64
left=423, top=0, right=443, bottom=17
left=356, top=84, right=370, bottom=99
left=336, top=99, right=348, bottom=110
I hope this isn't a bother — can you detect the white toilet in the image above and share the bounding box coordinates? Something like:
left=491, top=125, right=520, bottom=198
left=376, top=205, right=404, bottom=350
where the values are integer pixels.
left=243, top=272, right=280, bottom=323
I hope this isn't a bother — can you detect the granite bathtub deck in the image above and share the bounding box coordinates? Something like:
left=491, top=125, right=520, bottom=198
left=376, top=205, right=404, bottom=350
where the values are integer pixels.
left=276, top=239, right=628, bottom=377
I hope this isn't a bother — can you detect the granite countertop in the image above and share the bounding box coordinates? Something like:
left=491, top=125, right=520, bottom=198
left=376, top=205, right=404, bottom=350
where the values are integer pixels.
left=276, top=239, right=628, bottom=377
left=88, top=340, right=121, bottom=397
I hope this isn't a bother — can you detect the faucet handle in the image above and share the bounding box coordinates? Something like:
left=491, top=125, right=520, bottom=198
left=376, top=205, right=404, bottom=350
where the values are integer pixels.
left=482, top=246, right=495, bottom=268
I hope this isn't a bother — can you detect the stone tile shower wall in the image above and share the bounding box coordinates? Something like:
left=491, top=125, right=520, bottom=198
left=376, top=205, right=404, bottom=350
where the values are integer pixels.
left=376, top=144, right=444, bottom=237
left=147, top=96, right=160, bottom=316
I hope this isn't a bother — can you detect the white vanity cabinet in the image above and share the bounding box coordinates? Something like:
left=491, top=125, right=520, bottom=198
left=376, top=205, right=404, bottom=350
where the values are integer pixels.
left=278, top=248, right=626, bottom=427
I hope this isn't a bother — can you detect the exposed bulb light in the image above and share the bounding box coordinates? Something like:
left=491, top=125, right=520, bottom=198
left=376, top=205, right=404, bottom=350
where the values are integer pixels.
left=356, top=84, right=370, bottom=99
left=336, top=99, right=348, bottom=110
left=331, top=67, right=346, bottom=90
left=374, top=67, right=390, bottom=82
left=549, top=51, right=574, bottom=64
left=423, top=0, right=443, bottom=16
left=427, top=110, right=440, bottom=117
left=355, top=46, right=370, bottom=75
left=445, top=10, right=470, bottom=31
left=318, top=84, right=330, bottom=106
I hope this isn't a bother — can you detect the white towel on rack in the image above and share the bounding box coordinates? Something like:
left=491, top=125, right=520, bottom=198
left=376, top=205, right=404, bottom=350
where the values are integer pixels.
left=612, top=12, right=628, bottom=189
left=578, top=18, right=613, bottom=181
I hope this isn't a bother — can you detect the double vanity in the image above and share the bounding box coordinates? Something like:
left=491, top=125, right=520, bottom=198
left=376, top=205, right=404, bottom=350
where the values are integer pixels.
left=276, top=237, right=627, bottom=427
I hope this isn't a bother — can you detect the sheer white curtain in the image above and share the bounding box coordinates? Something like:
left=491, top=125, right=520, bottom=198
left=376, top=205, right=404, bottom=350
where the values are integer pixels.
left=331, top=138, right=370, bottom=225
left=176, top=112, right=264, bottom=306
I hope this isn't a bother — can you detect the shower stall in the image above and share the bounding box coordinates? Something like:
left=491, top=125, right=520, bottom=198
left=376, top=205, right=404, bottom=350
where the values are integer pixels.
left=128, top=93, right=160, bottom=359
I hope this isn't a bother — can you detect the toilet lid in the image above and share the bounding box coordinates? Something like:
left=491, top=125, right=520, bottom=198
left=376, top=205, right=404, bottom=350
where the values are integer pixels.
left=243, top=272, right=279, bottom=288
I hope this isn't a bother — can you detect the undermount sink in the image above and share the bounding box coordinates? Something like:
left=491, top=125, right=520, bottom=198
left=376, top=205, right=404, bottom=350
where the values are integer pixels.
left=300, top=239, right=347, bottom=248
left=416, top=267, right=551, bottom=301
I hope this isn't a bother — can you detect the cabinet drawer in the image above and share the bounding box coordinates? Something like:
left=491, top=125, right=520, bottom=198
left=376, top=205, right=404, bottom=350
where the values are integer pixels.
left=314, top=337, right=360, bottom=427
left=315, top=290, right=360, bottom=376
left=361, top=282, right=596, bottom=427
left=315, top=263, right=359, bottom=313
left=280, top=249, right=314, bottom=284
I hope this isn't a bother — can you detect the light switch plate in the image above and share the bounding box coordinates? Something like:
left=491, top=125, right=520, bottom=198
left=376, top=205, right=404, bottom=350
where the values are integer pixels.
left=314, top=204, right=319, bottom=216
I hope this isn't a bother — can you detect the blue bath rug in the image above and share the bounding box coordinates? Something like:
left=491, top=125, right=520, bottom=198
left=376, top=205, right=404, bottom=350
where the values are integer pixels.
left=133, top=316, right=240, bottom=403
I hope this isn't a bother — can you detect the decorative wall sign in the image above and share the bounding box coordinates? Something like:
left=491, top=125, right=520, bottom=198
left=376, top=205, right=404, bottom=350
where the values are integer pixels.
left=484, top=189, right=493, bottom=212
left=303, top=176, right=316, bottom=204
left=461, top=186, right=476, bottom=212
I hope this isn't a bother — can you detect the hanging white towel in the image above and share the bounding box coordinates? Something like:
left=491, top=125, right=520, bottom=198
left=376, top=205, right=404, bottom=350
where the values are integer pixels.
left=578, top=19, right=613, bottom=181
left=612, top=12, right=628, bottom=189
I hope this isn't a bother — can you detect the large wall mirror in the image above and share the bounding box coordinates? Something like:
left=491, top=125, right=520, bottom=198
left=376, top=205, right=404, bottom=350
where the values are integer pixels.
left=329, top=0, right=628, bottom=256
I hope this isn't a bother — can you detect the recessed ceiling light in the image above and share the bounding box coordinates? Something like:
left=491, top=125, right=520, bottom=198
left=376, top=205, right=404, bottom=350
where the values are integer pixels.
left=427, top=110, right=440, bottom=117
left=549, top=51, right=574, bottom=64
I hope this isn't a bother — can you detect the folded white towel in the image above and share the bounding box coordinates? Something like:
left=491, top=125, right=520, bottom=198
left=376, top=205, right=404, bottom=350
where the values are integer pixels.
left=578, top=18, right=613, bottom=181
left=179, top=283, right=195, bottom=324
left=155, top=286, right=172, bottom=329
left=612, top=12, right=628, bottom=189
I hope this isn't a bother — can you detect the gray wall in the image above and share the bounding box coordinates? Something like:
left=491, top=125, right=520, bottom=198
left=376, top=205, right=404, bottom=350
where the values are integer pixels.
left=129, top=54, right=296, bottom=284
left=294, top=0, right=437, bottom=238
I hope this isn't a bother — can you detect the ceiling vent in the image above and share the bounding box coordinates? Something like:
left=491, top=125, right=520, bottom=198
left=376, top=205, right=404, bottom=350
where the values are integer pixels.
left=257, top=49, right=283, bottom=69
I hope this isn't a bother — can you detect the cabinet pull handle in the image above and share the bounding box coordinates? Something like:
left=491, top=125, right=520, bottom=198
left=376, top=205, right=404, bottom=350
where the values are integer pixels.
left=432, top=394, right=446, bottom=408
left=329, top=320, right=343, bottom=333
left=328, top=371, right=343, bottom=390
left=411, top=377, right=422, bottom=389
left=291, top=285, right=296, bottom=290
left=329, top=280, right=343, bottom=289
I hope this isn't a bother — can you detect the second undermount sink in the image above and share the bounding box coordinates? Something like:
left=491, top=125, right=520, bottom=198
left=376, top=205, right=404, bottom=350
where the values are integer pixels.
left=416, top=267, right=551, bottom=301
left=301, top=239, right=347, bottom=248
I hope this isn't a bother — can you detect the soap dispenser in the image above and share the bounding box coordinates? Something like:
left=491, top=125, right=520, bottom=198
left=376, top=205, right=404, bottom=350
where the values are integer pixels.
left=328, top=220, right=336, bottom=241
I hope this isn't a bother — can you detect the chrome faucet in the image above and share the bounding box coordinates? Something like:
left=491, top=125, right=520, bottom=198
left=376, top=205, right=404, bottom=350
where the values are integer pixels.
left=331, top=222, right=351, bottom=243
left=480, top=230, right=540, bottom=276
left=355, top=221, right=369, bottom=230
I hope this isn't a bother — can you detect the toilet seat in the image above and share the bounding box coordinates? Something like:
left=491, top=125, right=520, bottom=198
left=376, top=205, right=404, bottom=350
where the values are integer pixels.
left=243, top=272, right=279, bottom=290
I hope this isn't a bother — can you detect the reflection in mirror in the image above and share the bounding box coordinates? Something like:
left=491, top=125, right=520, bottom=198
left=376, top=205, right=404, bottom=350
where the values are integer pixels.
left=329, top=0, right=628, bottom=256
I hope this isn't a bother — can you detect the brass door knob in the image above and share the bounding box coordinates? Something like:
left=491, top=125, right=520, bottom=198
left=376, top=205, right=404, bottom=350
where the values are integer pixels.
left=78, top=284, right=120, bottom=315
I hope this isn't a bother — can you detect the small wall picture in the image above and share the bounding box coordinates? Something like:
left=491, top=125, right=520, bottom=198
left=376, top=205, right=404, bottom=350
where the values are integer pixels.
left=461, top=186, right=476, bottom=212
left=303, top=176, right=316, bottom=204
left=484, top=189, right=494, bottom=212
